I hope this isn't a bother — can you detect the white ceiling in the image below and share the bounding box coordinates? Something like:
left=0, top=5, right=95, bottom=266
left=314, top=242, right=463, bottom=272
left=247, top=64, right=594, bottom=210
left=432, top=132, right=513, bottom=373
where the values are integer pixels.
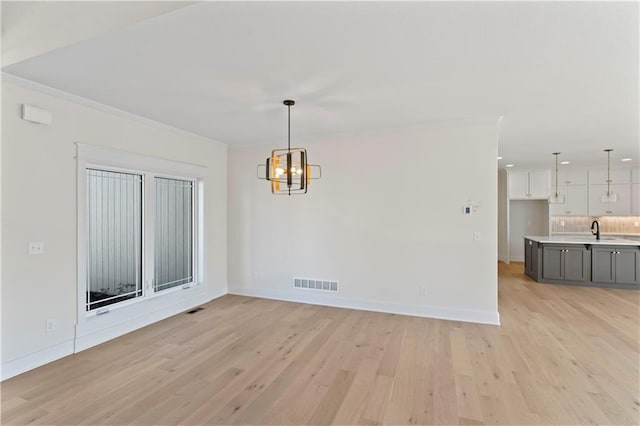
left=2, top=1, right=638, bottom=169
left=1, top=1, right=195, bottom=66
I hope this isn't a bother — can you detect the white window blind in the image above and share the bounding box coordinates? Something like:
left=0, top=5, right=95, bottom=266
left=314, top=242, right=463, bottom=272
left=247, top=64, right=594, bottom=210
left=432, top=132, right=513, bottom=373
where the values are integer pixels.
left=154, top=177, right=194, bottom=291
left=86, top=169, right=143, bottom=311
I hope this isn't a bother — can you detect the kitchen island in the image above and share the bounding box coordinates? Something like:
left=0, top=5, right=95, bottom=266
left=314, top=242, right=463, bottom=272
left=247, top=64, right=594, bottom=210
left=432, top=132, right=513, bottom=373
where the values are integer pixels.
left=524, top=235, right=640, bottom=289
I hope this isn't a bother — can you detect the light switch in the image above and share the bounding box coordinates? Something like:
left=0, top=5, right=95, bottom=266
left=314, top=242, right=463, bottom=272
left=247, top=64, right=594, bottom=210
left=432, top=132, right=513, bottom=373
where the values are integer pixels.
left=28, top=241, right=44, bottom=255
left=473, top=232, right=482, bottom=241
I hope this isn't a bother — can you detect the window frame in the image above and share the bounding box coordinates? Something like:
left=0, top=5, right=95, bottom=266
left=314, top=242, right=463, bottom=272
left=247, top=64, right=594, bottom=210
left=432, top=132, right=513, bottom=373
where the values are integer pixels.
left=149, top=173, right=198, bottom=296
left=76, top=144, right=206, bottom=320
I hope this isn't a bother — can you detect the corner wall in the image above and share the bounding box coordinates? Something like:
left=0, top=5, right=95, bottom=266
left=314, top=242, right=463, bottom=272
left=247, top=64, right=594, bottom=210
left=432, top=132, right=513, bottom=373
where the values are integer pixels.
left=228, top=120, right=500, bottom=324
left=1, top=80, right=228, bottom=379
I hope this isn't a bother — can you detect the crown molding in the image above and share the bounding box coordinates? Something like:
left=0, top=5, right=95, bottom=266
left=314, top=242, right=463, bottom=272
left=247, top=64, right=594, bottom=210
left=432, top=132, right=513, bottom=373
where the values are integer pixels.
left=1, top=72, right=225, bottom=146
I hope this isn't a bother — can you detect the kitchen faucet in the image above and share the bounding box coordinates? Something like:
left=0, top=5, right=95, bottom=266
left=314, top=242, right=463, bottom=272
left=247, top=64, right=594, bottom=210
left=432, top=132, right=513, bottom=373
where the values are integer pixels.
left=590, top=220, right=600, bottom=240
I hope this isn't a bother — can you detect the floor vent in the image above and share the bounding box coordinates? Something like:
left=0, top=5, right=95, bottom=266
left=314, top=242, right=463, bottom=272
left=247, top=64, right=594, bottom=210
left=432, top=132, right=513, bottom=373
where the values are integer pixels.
left=293, top=277, right=338, bottom=292
left=186, top=307, right=204, bottom=314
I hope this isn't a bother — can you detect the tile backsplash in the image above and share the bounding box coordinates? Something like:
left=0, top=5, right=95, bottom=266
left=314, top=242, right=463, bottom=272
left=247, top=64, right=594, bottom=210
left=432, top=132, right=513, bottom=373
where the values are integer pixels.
left=551, top=216, right=640, bottom=234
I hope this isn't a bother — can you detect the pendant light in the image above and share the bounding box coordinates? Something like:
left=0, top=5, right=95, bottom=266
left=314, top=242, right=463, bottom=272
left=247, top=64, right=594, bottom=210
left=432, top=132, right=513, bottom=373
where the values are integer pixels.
left=257, top=100, right=321, bottom=195
left=549, top=152, right=565, bottom=204
left=600, top=148, right=618, bottom=203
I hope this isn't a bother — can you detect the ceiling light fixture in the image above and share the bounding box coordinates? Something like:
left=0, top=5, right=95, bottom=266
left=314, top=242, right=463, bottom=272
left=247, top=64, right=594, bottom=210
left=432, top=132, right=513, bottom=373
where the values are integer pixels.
left=505, top=164, right=514, bottom=168
left=497, top=156, right=503, bottom=160
left=257, top=100, right=321, bottom=195
left=560, top=161, right=570, bottom=165
left=600, top=148, right=617, bottom=203
left=621, top=158, right=632, bottom=162
left=549, top=152, right=565, bottom=204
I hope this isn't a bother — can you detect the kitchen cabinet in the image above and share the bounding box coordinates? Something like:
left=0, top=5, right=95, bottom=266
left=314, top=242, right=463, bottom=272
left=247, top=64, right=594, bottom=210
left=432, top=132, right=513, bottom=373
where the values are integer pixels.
left=588, top=169, right=631, bottom=185
left=588, top=184, right=631, bottom=216
left=551, top=169, right=588, bottom=186
left=524, top=238, right=539, bottom=280
left=525, top=236, right=640, bottom=289
left=592, top=246, right=640, bottom=286
left=542, top=245, right=591, bottom=282
left=632, top=183, right=640, bottom=215
left=509, top=170, right=550, bottom=200
left=548, top=185, right=588, bottom=216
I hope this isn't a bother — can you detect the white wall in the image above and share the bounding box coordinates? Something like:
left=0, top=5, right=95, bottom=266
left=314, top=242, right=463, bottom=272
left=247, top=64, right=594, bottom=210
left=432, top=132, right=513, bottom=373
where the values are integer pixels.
left=1, top=80, right=227, bottom=377
left=228, top=121, right=500, bottom=324
left=508, top=200, right=549, bottom=261
left=497, top=169, right=509, bottom=262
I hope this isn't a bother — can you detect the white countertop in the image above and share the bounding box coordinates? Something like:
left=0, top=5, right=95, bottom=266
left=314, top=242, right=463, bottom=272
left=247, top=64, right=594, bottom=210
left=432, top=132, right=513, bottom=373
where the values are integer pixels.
left=524, top=235, right=640, bottom=246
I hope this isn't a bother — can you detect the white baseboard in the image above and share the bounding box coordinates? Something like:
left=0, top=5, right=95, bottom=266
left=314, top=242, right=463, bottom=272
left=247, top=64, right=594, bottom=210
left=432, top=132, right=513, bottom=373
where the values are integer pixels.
left=1, top=340, right=74, bottom=381
left=510, top=256, right=524, bottom=262
left=1, top=288, right=226, bottom=381
left=75, top=288, right=226, bottom=352
left=229, top=286, right=500, bottom=326
left=2, top=285, right=499, bottom=381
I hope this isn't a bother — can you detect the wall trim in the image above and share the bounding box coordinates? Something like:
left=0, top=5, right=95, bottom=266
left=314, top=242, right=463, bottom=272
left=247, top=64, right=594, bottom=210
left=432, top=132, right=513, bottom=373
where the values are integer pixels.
left=1, top=288, right=226, bottom=382
left=76, top=143, right=208, bottom=178
left=1, top=72, right=221, bottom=145
left=1, top=286, right=499, bottom=381
left=229, top=286, right=500, bottom=326
left=1, top=340, right=75, bottom=381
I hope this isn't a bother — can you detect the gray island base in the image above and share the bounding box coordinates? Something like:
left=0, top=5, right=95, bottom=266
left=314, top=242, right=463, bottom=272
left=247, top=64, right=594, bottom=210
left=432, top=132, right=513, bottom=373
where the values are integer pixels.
left=524, top=236, right=640, bottom=289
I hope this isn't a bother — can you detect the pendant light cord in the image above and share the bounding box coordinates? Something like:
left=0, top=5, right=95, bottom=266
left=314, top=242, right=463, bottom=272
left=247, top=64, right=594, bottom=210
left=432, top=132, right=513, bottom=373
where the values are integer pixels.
left=553, top=152, right=560, bottom=197
left=605, top=149, right=612, bottom=196
left=607, top=150, right=611, bottom=195
left=555, top=155, right=559, bottom=196
left=287, top=104, right=291, bottom=153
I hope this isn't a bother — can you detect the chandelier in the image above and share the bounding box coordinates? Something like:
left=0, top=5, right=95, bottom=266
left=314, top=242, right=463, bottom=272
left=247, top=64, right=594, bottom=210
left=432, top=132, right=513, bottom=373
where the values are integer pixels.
left=257, top=100, right=321, bottom=195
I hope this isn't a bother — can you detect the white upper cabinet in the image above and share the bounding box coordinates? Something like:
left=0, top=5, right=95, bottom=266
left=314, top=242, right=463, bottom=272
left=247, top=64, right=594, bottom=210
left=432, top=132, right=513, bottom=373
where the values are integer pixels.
left=547, top=167, right=638, bottom=217
left=509, top=170, right=550, bottom=200
left=508, top=171, right=529, bottom=199
left=632, top=183, right=640, bottom=215
left=549, top=185, right=588, bottom=216
left=528, top=170, right=551, bottom=198
left=588, top=184, right=631, bottom=216
left=551, top=169, right=588, bottom=186
left=588, top=169, right=631, bottom=185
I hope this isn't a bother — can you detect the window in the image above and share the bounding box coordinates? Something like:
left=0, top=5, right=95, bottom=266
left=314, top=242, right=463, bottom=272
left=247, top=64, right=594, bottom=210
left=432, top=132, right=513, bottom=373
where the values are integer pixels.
left=86, top=169, right=143, bottom=311
left=81, top=154, right=201, bottom=313
left=155, top=178, right=193, bottom=292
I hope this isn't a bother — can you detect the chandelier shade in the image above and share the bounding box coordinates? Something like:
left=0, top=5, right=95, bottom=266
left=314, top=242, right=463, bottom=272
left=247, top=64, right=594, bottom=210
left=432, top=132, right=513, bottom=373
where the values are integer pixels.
left=257, top=100, right=321, bottom=195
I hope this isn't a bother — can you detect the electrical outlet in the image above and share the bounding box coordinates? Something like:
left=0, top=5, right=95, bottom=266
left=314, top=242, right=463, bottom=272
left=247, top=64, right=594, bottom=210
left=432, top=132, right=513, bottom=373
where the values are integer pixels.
left=419, top=287, right=428, bottom=296
left=45, top=319, right=56, bottom=333
left=473, top=232, right=481, bottom=241
left=28, top=241, right=45, bottom=255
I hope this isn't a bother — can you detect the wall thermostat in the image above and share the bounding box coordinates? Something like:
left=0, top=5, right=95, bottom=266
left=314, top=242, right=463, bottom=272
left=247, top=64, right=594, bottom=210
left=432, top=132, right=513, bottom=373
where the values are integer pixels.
left=463, top=199, right=479, bottom=215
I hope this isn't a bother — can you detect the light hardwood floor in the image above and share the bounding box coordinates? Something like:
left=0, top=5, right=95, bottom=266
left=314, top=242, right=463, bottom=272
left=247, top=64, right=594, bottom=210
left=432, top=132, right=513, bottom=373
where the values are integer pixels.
left=2, top=262, right=639, bottom=425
